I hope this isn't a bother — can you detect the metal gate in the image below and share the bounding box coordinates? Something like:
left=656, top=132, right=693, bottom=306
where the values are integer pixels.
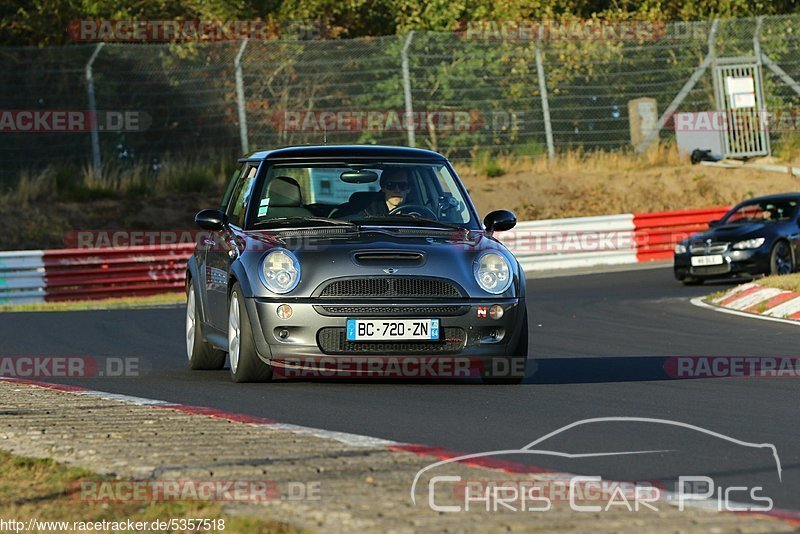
left=712, top=58, right=770, bottom=158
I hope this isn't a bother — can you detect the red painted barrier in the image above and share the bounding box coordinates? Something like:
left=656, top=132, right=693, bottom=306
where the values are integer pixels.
left=634, top=207, right=730, bottom=262
left=1, top=207, right=734, bottom=303
left=41, top=244, right=194, bottom=302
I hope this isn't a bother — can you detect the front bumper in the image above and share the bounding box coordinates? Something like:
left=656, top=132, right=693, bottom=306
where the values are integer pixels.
left=674, top=248, right=769, bottom=280
left=242, top=297, right=526, bottom=376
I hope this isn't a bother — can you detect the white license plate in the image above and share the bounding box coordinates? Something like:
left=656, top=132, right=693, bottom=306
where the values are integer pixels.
left=346, top=319, right=440, bottom=341
left=691, top=254, right=724, bottom=266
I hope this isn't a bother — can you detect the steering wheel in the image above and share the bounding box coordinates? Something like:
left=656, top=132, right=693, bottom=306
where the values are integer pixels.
left=388, top=204, right=438, bottom=219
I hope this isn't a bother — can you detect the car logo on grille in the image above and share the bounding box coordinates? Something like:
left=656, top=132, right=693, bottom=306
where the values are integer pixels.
left=383, top=268, right=398, bottom=274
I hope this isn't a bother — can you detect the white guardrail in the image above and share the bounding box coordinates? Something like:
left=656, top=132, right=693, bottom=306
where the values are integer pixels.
left=496, top=214, right=637, bottom=271
left=0, top=208, right=725, bottom=303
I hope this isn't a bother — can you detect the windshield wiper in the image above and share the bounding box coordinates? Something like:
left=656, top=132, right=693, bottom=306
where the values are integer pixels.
left=254, top=217, right=357, bottom=228
left=357, top=215, right=466, bottom=232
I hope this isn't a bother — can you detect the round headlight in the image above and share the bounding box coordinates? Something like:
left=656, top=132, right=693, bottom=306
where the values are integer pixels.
left=260, top=249, right=300, bottom=294
left=474, top=252, right=512, bottom=294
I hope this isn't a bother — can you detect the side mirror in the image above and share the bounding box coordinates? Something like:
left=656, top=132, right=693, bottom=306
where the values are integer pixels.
left=484, top=210, right=517, bottom=234
left=708, top=219, right=721, bottom=228
left=195, top=209, right=228, bottom=231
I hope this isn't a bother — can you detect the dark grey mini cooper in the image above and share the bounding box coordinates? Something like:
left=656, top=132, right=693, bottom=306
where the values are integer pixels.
left=185, top=145, right=528, bottom=383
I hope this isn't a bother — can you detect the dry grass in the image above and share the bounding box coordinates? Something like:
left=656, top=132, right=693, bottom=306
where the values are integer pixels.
left=0, top=450, right=299, bottom=534
left=456, top=143, right=800, bottom=220
left=5, top=142, right=800, bottom=250
left=755, top=273, right=800, bottom=293
left=5, top=154, right=236, bottom=205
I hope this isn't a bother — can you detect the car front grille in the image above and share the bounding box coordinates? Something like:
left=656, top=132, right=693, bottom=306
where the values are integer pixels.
left=317, top=327, right=467, bottom=354
left=689, top=242, right=729, bottom=254
left=317, top=277, right=463, bottom=299
left=690, top=264, right=732, bottom=276
left=315, top=305, right=468, bottom=316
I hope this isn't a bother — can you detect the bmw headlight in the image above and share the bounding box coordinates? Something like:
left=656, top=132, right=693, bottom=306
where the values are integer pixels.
left=474, top=252, right=512, bottom=294
left=260, top=249, right=300, bottom=294
left=732, top=238, right=766, bottom=250
left=674, top=243, right=687, bottom=254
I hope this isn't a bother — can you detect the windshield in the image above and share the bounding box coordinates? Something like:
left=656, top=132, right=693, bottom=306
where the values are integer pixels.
left=249, top=162, right=478, bottom=229
left=723, top=199, right=798, bottom=224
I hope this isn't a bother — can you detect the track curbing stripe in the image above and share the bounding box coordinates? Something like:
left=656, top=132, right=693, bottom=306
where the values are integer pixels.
left=2, top=376, right=799, bottom=525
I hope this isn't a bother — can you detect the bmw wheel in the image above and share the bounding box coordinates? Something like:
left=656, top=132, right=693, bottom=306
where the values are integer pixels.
left=228, top=283, right=273, bottom=383
left=186, top=283, right=226, bottom=370
left=769, top=241, right=794, bottom=276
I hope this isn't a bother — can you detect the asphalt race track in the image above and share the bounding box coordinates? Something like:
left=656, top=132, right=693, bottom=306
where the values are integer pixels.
left=2, top=266, right=798, bottom=511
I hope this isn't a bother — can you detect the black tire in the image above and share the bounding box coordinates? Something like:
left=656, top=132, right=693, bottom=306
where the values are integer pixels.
left=186, top=283, right=226, bottom=370
left=228, top=283, right=273, bottom=383
left=483, top=308, right=528, bottom=385
left=769, top=241, right=794, bottom=276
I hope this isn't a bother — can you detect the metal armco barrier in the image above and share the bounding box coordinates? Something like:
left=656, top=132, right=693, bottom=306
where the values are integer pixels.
left=0, top=206, right=728, bottom=303
left=0, top=245, right=193, bottom=304
left=498, top=206, right=729, bottom=271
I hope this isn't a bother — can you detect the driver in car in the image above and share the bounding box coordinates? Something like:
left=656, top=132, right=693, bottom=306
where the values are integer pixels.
left=359, top=167, right=411, bottom=216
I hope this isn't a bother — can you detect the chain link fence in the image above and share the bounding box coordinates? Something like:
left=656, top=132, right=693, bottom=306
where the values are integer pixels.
left=1, top=15, right=800, bottom=183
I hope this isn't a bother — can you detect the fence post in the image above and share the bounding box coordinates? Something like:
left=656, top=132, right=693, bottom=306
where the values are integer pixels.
left=235, top=40, right=249, bottom=154
left=401, top=31, right=416, bottom=148
left=85, top=42, right=105, bottom=171
left=535, top=29, right=555, bottom=159
left=636, top=19, right=720, bottom=154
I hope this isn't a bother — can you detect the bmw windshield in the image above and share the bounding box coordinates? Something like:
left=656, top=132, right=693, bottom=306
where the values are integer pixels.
left=249, top=162, right=480, bottom=230
left=723, top=199, right=798, bottom=224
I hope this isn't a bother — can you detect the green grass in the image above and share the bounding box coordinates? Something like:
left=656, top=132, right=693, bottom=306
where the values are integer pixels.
left=473, top=150, right=507, bottom=178
left=0, top=450, right=300, bottom=533
left=703, top=289, right=728, bottom=304
left=0, top=293, right=185, bottom=313
left=773, top=132, right=800, bottom=164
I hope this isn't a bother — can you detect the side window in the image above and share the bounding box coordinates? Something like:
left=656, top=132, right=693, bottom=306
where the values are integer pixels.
left=220, top=165, right=243, bottom=211
left=226, top=163, right=259, bottom=228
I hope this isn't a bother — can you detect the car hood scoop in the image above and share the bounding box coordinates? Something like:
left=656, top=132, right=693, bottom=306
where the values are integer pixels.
left=353, top=250, right=426, bottom=267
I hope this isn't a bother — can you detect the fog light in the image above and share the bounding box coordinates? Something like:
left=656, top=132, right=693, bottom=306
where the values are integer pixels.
left=489, top=304, right=504, bottom=320
left=278, top=329, right=290, bottom=340
left=276, top=304, right=293, bottom=319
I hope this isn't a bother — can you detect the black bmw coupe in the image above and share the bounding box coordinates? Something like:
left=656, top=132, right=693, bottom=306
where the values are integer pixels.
left=674, top=193, right=800, bottom=285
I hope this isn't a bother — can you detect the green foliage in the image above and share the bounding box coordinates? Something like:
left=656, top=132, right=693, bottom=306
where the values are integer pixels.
left=169, top=169, right=216, bottom=193
left=474, top=150, right=507, bottom=177
left=773, top=132, right=800, bottom=162
left=2, top=0, right=799, bottom=46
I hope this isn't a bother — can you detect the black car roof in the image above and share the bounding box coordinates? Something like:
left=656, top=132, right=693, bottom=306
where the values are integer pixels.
left=737, top=192, right=800, bottom=205
left=241, top=145, right=448, bottom=163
